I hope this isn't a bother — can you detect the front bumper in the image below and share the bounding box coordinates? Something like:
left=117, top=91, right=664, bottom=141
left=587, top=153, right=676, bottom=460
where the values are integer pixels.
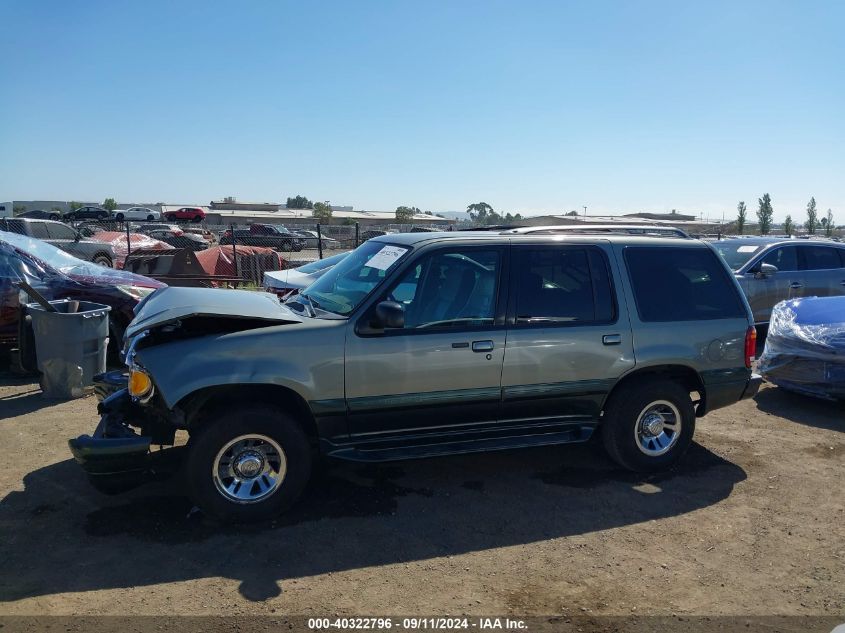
left=68, top=388, right=182, bottom=493
left=740, top=373, right=763, bottom=400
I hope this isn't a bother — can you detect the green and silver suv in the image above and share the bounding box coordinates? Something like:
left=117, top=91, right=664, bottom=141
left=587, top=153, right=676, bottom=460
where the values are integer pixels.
left=70, top=231, right=761, bottom=522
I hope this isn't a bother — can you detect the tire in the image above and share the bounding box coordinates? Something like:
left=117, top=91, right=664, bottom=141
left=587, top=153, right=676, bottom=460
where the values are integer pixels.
left=193, top=215, right=203, bottom=223
left=165, top=214, right=176, bottom=221
left=184, top=404, right=312, bottom=522
left=93, top=253, right=113, bottom=268
left=146, top=215, right=155, bottom=221
left=115, top=213, right=125, bottom=221
left=601, top=379, right=695, bottom=472
left=98, top=212, right=108, bottom=220
left=48, top=213, right=60, bottom=221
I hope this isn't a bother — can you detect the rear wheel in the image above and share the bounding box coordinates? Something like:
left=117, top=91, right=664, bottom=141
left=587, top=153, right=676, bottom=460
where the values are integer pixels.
left=601, top=379, right=695, bottom=472
left=184, top=404, right=312, bottom=522
left=115, top=213, right=125, bottom=221
left=165, top=214, right=176, bottom=221
left=48, top=213, right=60, bottom=221
left=193, top=215, right=203, bottom=223
left=93, top=253, right=113, bottom=268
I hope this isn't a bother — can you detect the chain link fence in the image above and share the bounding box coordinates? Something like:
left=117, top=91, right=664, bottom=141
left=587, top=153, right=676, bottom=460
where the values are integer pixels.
left=65, top=218, right=454, bottom=290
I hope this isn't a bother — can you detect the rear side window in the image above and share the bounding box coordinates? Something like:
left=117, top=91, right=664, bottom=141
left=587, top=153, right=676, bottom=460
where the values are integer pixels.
left=27, top=222, right=50, bottom=239
left=625, top=247, right=746, bottom=322
left=45, top=223, right=77, bottom=240
left=514, top=247, right=615, bottom=324
left=800, top=246, right=844, bottom=270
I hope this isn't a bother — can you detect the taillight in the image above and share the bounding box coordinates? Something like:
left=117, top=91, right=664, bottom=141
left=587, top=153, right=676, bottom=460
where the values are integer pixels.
left=744, top=326, right=757, bottom=368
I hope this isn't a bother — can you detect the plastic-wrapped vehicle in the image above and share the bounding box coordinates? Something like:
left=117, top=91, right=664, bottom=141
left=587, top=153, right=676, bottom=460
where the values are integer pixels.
left=758, top=296, right=845, bottom=401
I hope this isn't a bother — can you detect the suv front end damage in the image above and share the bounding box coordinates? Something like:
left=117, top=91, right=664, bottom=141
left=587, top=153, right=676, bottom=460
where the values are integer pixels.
left=68, top=386, right=184, bottom=493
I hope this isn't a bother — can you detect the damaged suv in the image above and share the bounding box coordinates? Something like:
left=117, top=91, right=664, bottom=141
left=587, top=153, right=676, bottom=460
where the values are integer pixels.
left=70, top=232, right=761, bottom=522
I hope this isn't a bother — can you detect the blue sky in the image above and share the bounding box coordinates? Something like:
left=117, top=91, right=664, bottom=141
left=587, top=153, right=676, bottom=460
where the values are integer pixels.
left=1, top=1, right=843, bottom=220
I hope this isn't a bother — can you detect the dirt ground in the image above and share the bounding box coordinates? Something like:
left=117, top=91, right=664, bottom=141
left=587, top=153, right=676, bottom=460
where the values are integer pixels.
left=0, top=376, right=842, bottom=618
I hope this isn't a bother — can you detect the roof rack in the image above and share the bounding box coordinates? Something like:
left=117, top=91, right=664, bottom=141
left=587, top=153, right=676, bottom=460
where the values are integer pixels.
left=500, top=224, right=691, bottom=239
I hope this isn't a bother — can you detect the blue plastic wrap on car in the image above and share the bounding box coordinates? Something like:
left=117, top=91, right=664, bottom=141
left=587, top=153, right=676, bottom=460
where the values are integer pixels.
left=758, top=296, right=845, bottom=400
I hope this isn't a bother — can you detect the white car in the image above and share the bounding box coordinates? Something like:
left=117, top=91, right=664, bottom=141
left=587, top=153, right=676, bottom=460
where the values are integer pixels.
left=114, top=207, right=161, bottom=222
left=262, top=252, right=349, bottom=297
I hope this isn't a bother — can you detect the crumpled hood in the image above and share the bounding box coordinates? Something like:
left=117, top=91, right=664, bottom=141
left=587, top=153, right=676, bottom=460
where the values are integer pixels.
left=126, top=286, right=302, bottom=337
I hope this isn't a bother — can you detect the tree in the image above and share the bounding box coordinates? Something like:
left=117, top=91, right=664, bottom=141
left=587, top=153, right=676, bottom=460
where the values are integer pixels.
left=805, top=197, right=817, bottom=234
left=736, top=201, right=747, bottom=235
left=395, top=206, right=416, bottom=222
left=69, top=201, right=83, bottom=212
left=103, top=198, right=117, bottom=212
left=312, top=202, right=332, bottom=221
left=13, top=204, right=26, bottom=215
left=513, top=213, right=523, bottom=221
left=783, top=214, right=794, bottom=236
left=824, top=209, right=834, bottom=237
left=287, top=195, right=313, bottom=210
left=466, top=202, right=495, bottom=224
left=757, top=194, right=773, bottom=235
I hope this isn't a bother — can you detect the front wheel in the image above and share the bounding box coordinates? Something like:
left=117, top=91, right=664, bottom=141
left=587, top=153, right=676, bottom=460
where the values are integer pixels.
left=184, top=404, right=312, bottom=522
left=115, top=213, right=125, bottom=221
left=601, top=379, right=695, bottom=472
left=147, top=215, right=155, bottom=221
left=165, top=214, right=176, bottom=221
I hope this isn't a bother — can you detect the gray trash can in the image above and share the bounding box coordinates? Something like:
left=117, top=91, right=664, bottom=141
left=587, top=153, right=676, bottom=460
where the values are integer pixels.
left=27, top=300, right=111, bottom=398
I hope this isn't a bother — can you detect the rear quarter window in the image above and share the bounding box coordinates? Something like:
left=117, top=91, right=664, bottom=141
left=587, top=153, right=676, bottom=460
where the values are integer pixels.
left=625, top=247, right=746, bottom=322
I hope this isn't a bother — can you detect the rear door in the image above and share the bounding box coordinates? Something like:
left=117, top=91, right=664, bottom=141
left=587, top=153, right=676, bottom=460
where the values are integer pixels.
left=500, top=243, right=634, bottom=425
left=797, top=245, right=845, bottom=299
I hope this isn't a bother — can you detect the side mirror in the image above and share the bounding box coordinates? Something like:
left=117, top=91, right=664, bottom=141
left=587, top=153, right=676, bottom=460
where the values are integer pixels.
left=754, top=262, right=778, bottom=278
left=374, top=300, right=405, bottom=329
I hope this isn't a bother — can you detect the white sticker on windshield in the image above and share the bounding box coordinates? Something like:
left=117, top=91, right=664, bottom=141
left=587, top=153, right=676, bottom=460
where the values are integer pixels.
left=737, top=245, right=758, bottom=253
left=365, top=245, right=408, bottom=271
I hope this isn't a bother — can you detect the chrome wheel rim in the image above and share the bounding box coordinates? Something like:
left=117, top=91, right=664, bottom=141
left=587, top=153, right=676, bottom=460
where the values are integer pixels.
left=634, top=400, right=682, bottom=456
left=212, top=434, right=286, bottom=504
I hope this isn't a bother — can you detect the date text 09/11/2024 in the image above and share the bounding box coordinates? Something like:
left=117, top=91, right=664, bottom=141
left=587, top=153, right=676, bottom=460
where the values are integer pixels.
left=307, top=617, right=527, bottom=630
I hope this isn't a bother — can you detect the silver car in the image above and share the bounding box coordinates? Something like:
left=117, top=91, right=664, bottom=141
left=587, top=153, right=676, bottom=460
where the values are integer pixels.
left=713, top=237, right=845, bottom=326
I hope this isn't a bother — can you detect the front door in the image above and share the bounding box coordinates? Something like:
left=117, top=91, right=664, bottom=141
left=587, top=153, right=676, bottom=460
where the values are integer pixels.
left=740, top=245, right=800, bottom=324
left=501, top=244, right=635, bottom=424
left=345, top=245, right=507, bottom=440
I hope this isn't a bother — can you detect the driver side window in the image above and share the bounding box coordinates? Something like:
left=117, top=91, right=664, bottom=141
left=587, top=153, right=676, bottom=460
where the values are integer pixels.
left=383, top=249, right=500, bottom=330
left=761, top=246, right=798, bottom=272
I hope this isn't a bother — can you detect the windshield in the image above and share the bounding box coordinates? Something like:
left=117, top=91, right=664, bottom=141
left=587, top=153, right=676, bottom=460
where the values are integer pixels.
left=297, top=252, right=350, bottom=274
left=0, top=230, right=106, bottom=276
left=713, top=241, right=766, bottom=270
left=300, top=241, right=410, bottom=315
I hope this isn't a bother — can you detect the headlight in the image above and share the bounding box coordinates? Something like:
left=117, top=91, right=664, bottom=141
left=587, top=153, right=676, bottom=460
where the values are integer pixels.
left=117, top=285, right=157, bottom=301
left=128, top=368, right=153, bottom=400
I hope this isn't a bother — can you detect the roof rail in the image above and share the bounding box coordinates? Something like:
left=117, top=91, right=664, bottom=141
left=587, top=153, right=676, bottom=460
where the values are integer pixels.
left=500, top=224, right=691, bottom=238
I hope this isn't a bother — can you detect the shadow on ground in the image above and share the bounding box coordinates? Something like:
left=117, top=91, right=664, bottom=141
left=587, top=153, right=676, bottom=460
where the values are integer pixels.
left=0, top=442, right=745, bottom=603
left=755, top=385, right=844, bottom=432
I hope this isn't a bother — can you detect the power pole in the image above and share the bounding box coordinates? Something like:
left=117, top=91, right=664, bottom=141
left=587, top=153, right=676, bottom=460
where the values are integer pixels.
left=583, top=205, right=587, bottom=218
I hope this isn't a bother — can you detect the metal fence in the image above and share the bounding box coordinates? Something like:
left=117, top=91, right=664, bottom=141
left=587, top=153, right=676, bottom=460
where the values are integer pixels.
left=65, top=218, right=454, bottom=289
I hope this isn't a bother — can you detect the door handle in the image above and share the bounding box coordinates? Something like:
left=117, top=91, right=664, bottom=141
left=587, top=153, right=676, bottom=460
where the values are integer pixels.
left=602, top=334, right=622, bottom=345
left=471, top=340, right=494, bottom=352
left=789, top=282, right=803, bottom=289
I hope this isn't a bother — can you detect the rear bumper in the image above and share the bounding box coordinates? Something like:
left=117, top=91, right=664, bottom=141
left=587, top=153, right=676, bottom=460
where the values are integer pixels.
left=740, top=373, right=763, bottom=400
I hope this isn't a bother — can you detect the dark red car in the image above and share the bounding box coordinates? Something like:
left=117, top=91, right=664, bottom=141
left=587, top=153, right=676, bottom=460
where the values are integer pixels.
left=164, top=207, right=206, bottom=223
left=0, top=230, right=165, bottom=363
